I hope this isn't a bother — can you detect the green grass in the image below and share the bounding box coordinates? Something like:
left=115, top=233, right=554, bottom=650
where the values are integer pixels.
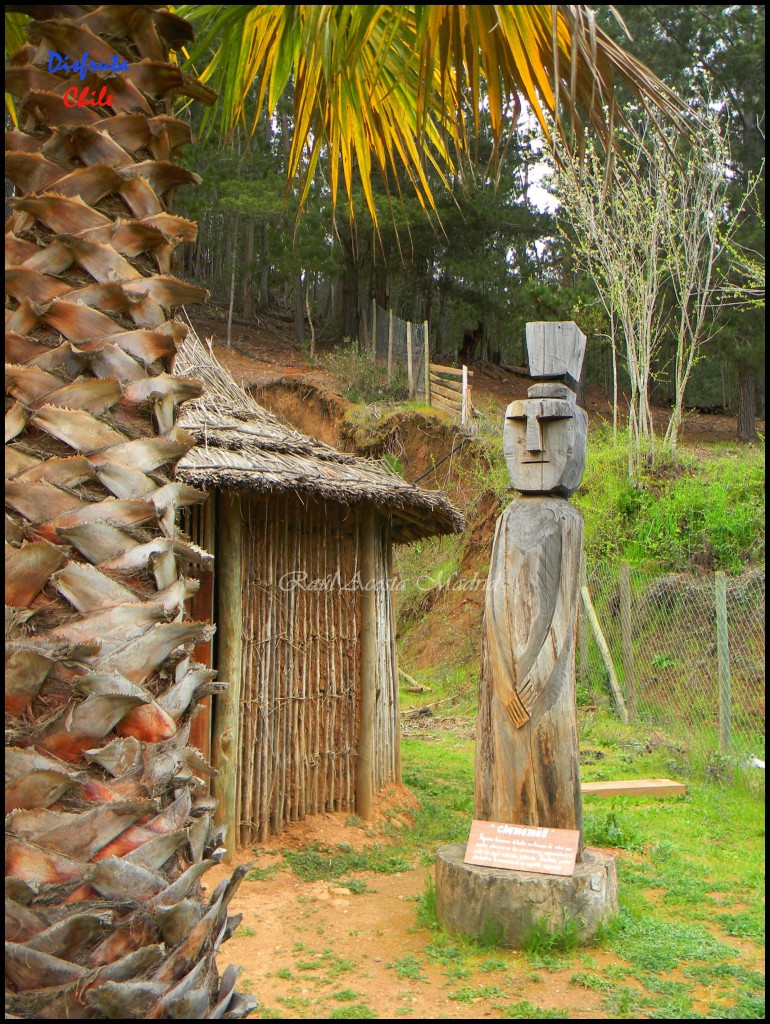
left=576, top=430, right=765, bottom=571
left=500, top=999, right=564, bottom=1018
left=721, top=992, right=766, bottom=1019
left=522, top=910, right=584, bottom=957
left=416, top=876, right=438, bottom=929
left=294, top=949, right=357, bottom=978
left=582, top=808, right=647, bottom=852
left=449, top=983, right=507, bottom=1002
left=337, top=878, right=369, bottom=895
left=418, top=715, right=762, bottom=1016
left=324, top=344, right=409, bottom=405
left=392, top=532, right=466, bottom=630
left=253, top=701, right=763, bottom=1021
left=386, top=954, right=427, bottom=981
left=331, top=989, right=363, bottom=1002
left=328, top=1004, right=378, bottom=1019
left=719, top=911, right=765, bottom=942
left=603, top=912, right=741, bottom=973
left=570, top=971, right=612, bottom=993
left=282, top=842, right=411, bottom=881
left=478, top=955, right=509, bottom=973
left=244, top=863, right=281, bottom=882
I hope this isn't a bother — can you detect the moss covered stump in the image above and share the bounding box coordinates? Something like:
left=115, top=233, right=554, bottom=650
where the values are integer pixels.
left=435, top=843, right=618, bottom=948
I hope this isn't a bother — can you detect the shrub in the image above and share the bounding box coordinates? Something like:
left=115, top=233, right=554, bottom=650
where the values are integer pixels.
left=576, top=432, right=764, bottom=571
left=324, top=342, right=409, bottom=404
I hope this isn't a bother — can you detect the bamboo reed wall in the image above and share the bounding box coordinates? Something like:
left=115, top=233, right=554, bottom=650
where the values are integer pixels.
left=228, top=493, right=399, bottom=845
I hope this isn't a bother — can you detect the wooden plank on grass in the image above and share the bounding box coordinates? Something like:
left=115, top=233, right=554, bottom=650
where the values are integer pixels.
left=581, top=779, right=686, bottom=798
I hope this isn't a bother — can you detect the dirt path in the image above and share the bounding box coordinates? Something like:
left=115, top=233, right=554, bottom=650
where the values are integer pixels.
left=205, top=800, right=610, bottom=1021
left=202, top=783, right=764, bottom=1020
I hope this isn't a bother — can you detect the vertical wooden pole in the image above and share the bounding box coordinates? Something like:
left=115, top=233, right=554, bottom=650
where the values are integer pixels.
left=716, top=570, right=731, bottom=753
left=385, top=522, right=402, bottom=784
left=423, top=321, right=430, bottom=404
left=357, top=295, right=366, bottom=355
left=356, top=511, right=377, bottom=820
left=620, top=561, right=637, bottom=720
left=578, top=549, right=589, bottom=686
left=406, top=321, right=414, bottom=398
left=461, top=364, right=468, bottom=423
left=212, top=491, right=243, bottom=861
left=371, top=298, right=377, bottom=359
left=387, top=308, right=393, bottom=378
left=580, top=584, right=628, bottom=724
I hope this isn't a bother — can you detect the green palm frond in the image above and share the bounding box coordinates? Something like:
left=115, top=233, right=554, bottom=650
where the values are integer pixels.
left=5, top=9, right=30, bottom=124
left=4, top=9, right=29, bottom=57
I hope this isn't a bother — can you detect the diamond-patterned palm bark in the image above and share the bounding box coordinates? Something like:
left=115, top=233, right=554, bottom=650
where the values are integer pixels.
left=5, top=6, right=255, bottom=1018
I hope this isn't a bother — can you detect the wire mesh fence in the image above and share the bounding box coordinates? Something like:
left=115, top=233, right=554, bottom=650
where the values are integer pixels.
left=372, top=303, right=427, bottom=398
left=579, top=564, right=765, bottom=765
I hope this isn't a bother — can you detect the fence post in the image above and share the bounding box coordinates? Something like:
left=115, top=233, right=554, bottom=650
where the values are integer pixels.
left=581, top=583, right=629, bottom=724
left=424, top=321, right=430, bottom=404
left=620, top=561, right=637, bottom=720
left=356, top=511, right=377, bottom=819
left=371, top=298, right=377, bottom=359
left=578, top=550, right=588, bottom=686
left=406, top=320, right=414, bottom=398
left=357, top=298, right=367, bottom=355
left=387, top=308, right=393, bottom=378
left=716, top=570, right=731, bottom=753
left=461, top=364, right=468, bottom=423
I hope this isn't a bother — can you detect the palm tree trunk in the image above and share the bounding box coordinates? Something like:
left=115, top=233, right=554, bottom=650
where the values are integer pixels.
left=5, top=5, right=254, bottom=1018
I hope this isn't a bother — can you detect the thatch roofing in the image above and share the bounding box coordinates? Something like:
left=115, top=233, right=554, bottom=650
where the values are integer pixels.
left=173, top=330, right=464, bottom=542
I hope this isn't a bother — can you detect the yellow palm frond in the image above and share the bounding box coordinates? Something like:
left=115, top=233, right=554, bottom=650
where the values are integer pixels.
left=173, top=5, right=687, bottom=224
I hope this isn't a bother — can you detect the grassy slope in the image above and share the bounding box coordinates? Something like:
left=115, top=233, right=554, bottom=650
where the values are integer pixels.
left=393, top=423, right=764, bottom=688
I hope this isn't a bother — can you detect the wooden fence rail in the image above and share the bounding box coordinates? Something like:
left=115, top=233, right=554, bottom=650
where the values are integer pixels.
left=429, top=363, right=473, bottom=423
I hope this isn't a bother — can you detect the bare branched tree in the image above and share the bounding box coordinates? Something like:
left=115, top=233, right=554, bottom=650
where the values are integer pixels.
left=557, top=106, right=754, bottom=476
left=660, top=108, right=756, bottom=457
left=557, top=129, right=669, bottom=482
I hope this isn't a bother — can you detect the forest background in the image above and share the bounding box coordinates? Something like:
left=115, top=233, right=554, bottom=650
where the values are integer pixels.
left=174, top=4, right=765, bottom=442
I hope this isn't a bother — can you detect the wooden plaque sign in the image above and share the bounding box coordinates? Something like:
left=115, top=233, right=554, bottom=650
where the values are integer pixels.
left=464, top=820, right=580, bottom=877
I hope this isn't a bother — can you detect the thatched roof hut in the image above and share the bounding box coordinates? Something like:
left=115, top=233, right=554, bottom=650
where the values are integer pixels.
left=172, top=333, right=463, bottom=850
left=174, top=334, right=464, bottom=542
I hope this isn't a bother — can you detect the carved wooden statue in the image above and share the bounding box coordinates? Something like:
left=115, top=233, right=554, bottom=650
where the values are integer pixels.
left=476, top=322, right=588, bottom=845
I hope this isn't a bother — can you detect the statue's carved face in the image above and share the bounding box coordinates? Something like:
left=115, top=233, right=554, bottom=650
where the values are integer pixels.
left=503, top=385, right=587, bottom=497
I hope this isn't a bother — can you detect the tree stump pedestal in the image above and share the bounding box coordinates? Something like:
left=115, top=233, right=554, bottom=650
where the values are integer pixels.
left=435, top=843, right=618, bottom=949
